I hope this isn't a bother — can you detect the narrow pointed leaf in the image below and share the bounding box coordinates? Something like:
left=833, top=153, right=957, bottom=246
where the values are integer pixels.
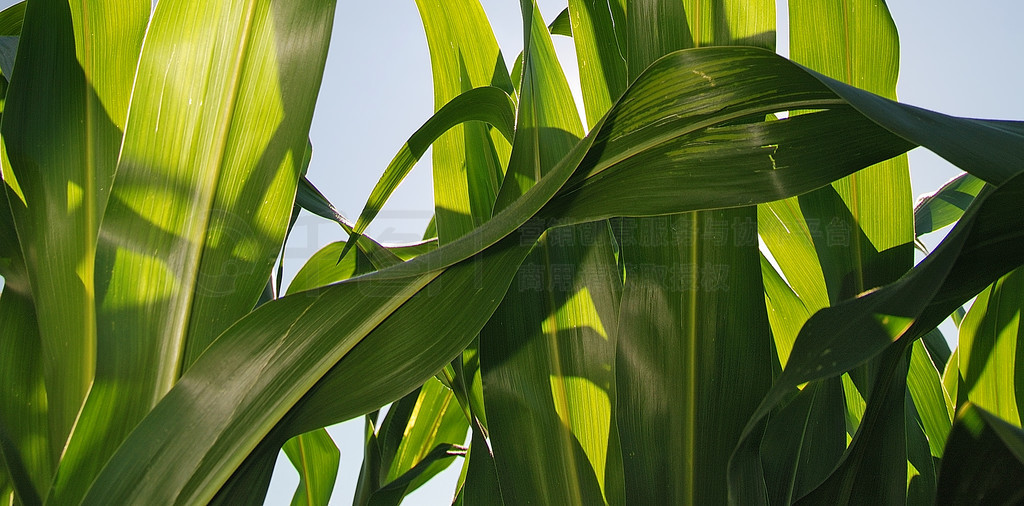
left=349, top=86, right=515, bottom=240
left=415, top=0, right=514, bottom=243
left=907, top=338, right=953, bottom=457
left=382, top=378, right=468, bottom=495
left=762, top=252, right=812, bottom=368
left=566, top=0, right=626, bottom=127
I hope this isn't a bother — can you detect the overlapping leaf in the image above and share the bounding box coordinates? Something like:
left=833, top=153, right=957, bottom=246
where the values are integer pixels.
left=79, top=46, right=1023, bottom=503
left=1, top=0, right=148, bottom=468
left=936, top=403, right=1024, bottom=504
left=48, top=0, right=335, bottom=502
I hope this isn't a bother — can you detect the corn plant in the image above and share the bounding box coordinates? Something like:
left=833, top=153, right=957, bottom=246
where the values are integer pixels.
left=0, top=0, right=1022, bottom=504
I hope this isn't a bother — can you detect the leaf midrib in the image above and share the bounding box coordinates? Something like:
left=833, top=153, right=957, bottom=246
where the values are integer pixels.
left=170, top=0, right=259, bottom=387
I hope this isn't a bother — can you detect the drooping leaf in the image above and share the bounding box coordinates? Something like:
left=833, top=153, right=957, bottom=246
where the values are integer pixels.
left=348, top=86, right=516, bottom=244
left=415, top=0, right=515, bottom=243
left=83, top=47, right=1023, bottom=504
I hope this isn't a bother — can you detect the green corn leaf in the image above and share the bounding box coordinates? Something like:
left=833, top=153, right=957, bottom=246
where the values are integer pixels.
left=958, top=266, right=1024, bottom=427
left=82, top=47, right=1022, bottom=503
left=0, top=0, right=148, bottom=467
left=936, top=403, right=1024, bottom=505
left=348, top=86, right=516, bottom=243
left=415, top=0, right=514, bottom=243
left=615, top=4, right=774, bottom=502
left=288, top=239, right=436, bottom=295
left=482, top=2, right=621, bottom=504
left=548, top=7, right=572, bottom=37
left=283, top=428, right=340, bottom=506
left=0, top=288, right=44, bottom=505
left=292, top=177, right=408, bottom=271
left=483, top=223, right=622, bottom=505
left=48, top=0, right=334, bottom=502
left=492, top=0, right=584, bottom=212
left=915, top=172, right=988, bottom=237
left=730, top=170, right=1024, bottom=503
left=793, top=343, right=911, bottom=504
left=566, top=0, right=626, bottom=128
left=906, top=390, right=939, bottom=504
left=759, top=379, right=847, bottom=503
left=453, top=425, right=505, bottom=505
left=367, top=443, right=466, bottom=506
left=762, top=252, right=812, bottom=369
left=0, top=1, right=24, bottom=40
left=907, top=336, right=954, bottom=457
left=382, top=378, right=468, bottom=496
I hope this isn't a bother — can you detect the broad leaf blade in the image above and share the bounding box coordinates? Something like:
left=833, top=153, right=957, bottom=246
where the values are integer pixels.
left=0, top=0, right=147, bottom=463
left=615, top=3, right=775, bottom=503
left=52, top=0, right=334, bottom=501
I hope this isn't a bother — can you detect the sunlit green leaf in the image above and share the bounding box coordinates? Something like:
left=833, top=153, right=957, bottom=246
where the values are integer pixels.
left=958, top=266, right=1024, bottom=427
left=1, top=0, right=147, bottom=468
